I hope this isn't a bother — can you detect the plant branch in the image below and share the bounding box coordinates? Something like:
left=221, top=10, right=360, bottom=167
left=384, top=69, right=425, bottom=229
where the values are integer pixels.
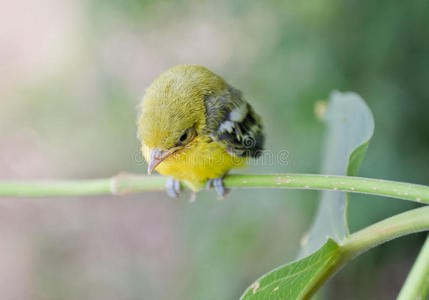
left=302, top=206, right=429, bottom=300
left=397, top=234, right=429, bottom=300
left=340, top=206, right=429, bottom=259
left=0, top=173, right=428, bottom=204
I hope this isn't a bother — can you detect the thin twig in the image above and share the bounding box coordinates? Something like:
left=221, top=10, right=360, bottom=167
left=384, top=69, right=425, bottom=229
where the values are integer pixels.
left=0, top=173, right=428, bottom=204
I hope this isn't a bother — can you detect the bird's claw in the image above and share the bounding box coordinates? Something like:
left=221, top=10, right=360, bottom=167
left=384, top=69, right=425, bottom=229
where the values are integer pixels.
left=166, top=177, right=181, bottom=198
left=206, top=177, right=229, bottom=198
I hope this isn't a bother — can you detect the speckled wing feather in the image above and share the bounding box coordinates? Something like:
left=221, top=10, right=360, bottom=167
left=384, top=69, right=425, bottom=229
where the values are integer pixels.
left=204, top=85, right=264, bottom=158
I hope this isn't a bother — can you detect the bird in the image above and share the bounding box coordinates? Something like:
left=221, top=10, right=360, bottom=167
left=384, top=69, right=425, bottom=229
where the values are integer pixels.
left=138, top=65, right=264, bottom=198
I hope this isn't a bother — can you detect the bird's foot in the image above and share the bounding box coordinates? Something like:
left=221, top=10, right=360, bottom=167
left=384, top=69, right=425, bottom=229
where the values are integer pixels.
left=166, top=177, right=181, bottom=198
left=206, top=176, right=229, bottom=199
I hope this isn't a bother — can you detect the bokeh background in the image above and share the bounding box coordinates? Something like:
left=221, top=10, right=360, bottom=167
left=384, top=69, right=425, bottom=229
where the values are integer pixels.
left=1, top=1, right=429, bottom=299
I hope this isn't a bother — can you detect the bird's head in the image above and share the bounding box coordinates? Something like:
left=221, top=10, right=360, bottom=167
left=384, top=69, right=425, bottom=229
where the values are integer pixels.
left=138, top=65, right=226, bottom=174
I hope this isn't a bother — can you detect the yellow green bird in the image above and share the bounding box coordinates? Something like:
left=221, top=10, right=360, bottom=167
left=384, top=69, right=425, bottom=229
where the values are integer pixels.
left=138, top=65, right=264, bottom=197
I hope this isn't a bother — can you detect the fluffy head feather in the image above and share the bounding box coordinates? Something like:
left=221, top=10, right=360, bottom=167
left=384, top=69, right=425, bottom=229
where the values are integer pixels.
left=139, top=65, right=226, bottom=149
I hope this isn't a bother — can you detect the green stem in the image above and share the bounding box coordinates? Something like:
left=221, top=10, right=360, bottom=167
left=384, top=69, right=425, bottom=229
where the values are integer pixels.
left=397, top=234, right=429, bottom=300
left=0, top=174, right=428, bottom=204
left=304, top=206, right=429, bottom=300
left=340, top=206, right=429, bottom=259
left=0, top=179, right=112, bottom=197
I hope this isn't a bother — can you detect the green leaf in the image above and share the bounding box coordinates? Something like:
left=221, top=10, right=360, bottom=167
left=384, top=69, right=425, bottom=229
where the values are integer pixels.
left=240, top=205, right=429, bottom=300
left=299, top=91, right=374, bottom=257
left=240, top=239, right=340, bottom=300
left=240, top=92, right=376, bottom=300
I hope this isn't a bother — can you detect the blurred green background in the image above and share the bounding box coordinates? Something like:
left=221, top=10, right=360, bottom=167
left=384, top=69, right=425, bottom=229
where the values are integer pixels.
left=1, top=0, right=428, bottom=299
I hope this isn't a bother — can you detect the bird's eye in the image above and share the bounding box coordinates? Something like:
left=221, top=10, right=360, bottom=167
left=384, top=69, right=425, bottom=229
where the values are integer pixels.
left=179, top=131, right=188, bottom=142
left=178, top=127, right=196, bottom=145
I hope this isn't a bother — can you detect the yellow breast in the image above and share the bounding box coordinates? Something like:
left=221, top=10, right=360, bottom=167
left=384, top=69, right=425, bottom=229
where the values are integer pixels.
left=142, top=137, right=247, bottom=185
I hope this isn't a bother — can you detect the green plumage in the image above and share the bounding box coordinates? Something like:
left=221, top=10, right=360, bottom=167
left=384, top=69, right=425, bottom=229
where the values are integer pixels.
left=138, top=65, right=264, bottom=196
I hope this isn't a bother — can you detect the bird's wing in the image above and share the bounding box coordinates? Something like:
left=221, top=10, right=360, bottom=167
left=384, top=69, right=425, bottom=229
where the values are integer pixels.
left=204, top=85, right=264, bottom=158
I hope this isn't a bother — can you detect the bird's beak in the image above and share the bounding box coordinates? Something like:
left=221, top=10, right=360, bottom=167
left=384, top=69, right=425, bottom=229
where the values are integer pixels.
left=148, top=149, right=168, bottom=175
left=147, top=147, right=182, bottom=175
